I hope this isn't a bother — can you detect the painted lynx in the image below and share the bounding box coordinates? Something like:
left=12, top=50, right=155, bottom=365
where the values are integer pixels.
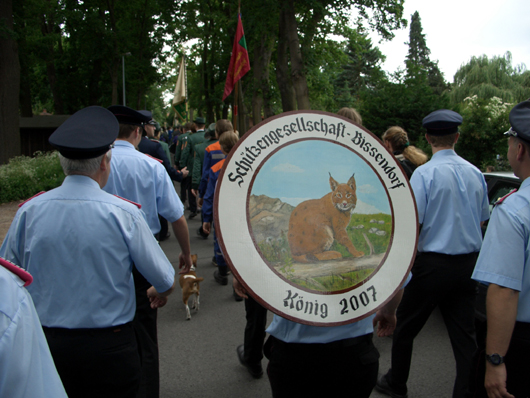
left=288, top=173, right=364, bottom=263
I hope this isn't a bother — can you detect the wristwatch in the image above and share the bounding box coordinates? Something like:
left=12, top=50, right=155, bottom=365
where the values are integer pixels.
left=485, top=353, right=505, bottom=366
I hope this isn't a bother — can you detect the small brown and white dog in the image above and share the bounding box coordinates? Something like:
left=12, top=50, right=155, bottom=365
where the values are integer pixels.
left=179, top=254, right=204, bottom=320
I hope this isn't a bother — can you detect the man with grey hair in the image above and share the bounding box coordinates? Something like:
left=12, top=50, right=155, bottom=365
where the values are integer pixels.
left=0, top=106, right=177, bottom=398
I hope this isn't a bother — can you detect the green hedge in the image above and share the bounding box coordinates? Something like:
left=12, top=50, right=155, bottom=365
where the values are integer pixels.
left=0, top=151, right=65, bottom=204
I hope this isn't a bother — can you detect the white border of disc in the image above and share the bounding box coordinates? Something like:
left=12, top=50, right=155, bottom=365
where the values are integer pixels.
left=216, top=111, right=417, bottom=326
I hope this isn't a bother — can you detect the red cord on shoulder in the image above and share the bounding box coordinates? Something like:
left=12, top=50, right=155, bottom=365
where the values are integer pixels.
left=18, top=191, right=46, bottom=207
left=0, top=257, right=33, bottom=287
left=113, top=195, right=142, bottom=209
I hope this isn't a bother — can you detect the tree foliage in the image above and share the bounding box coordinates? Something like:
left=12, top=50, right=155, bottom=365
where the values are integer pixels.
left=449, top=52, right=530, bottom=104
left=13, top=0, right=180, bottom=115
left=334, top=28, right=386, bottom=100
left=359, top=70, right=449, bottom=149
left=405, top=11, right=446, bottom=95
left=5, top=0, right=522, bottom=173
left=457, top=95, right=511, bottom=170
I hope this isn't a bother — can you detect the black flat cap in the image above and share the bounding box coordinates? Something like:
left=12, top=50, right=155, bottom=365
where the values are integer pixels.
left=138, top=110, right=158, bottom=126
left=138, top=110, right=152, bottom=120
left=422, top=109, right=463, bottom=136
left=49, top=106, right=118, bottom=159
left=194, top=116, right=206, bottom=124
left=108, top=105, right=151, bottom=126
left=505, top=100, right=530, bottom=142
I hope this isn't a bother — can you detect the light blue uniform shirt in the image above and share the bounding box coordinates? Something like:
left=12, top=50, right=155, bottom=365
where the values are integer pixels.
left=267, top=315, right=376, bottom=344
left=472, top=177, right=530, bottom=322
left=0, top=266, right=67, bottom=397
left=0, top=176, right=175, bottom=328
left=103, top=140, right=184, bottom=235
left=410, top=149, right=489, bottom=254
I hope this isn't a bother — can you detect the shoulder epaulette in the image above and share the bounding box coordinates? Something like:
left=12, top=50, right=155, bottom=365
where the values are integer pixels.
left=18, top=191, right=46, bottom=207
left=495, top=189, right=518, bottom=205
left=113, top=195, right=142, bottom=209
left=0, top=257, right=33, bottom=287
left=144, top=153, right=163, bottom=163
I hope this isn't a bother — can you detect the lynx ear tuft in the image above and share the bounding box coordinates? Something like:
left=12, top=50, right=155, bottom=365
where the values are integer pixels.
left=347, top=173, right=356, bottom=189
left=329, top=173, right=339, bottom=191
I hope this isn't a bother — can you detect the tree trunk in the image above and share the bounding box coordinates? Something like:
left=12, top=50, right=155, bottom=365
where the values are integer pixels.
left=276, top=7, right=296, bottom=112
left=202, top=18, right=216, bottom=123
left=252, top=34, right=275, bottom=124
left=40, top=12, right=64, bottom=114
left=111, top=59, right=119, bottom=105
left=284, top=0, right=310, bottom=110
left=106, top=0, right=120, bottom=105
left=15, top=0, right=32, bottom=117
left=237, top=82, right=248, bottom=136
left=88, top=58, right=103, bottom=105
left=0, top=0, right=21, bottom=164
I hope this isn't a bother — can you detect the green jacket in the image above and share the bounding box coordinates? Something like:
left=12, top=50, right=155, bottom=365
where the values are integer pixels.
left=175, top=132, right=190, bottom=169
left=181, top=130, right=205, bottom=173
left=192, top=137, right=217, bottom=189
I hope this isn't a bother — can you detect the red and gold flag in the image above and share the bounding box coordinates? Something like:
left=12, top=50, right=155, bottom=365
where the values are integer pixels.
left=222, top=14, right=251, bottom=101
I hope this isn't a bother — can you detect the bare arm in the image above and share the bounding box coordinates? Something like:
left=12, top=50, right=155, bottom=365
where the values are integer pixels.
left=202, top=222, right=211, bottom=235
left=484, top=283, right=519, bottom=398
left=171, top=215, right=193, bottom=274
left=146, top=280, right=176, bottom=308
left=373, top=290, right=404, bottom=337
left=233, top=277, right=249, bottom=299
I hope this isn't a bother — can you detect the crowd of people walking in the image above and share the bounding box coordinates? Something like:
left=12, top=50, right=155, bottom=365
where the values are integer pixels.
left=1, top=101, right=530, bottom=398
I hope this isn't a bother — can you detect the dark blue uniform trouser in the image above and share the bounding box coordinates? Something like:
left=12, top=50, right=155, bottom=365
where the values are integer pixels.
left=44, top=323, right=140, bottom=398
left=467, top=321, right=530, bottom=397
left=132, top=267, right=159, bottom=398
left=265, top=333, right=379, bottom=398
left=386, top=251, right=478, bottom=398
left=243, top=296, right=268, bottom=366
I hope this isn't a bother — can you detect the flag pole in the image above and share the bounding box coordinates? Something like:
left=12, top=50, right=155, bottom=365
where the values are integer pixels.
left=184, top=54, right=188, bottom=122
left=233, top=3, right=241, bottom=132
left=222, top=4, right=249, bottom=131
left=234, top=80, right=238, bottom=132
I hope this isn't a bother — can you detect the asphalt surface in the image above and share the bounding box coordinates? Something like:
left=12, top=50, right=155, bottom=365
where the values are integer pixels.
left=157, top=196, right=457, bottom=398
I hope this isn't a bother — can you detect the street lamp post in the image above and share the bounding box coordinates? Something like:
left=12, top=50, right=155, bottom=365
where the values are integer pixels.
left=122, top=52, right=131, bottom=106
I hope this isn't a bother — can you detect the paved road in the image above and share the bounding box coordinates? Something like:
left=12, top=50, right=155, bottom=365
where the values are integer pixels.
left=157, top=205, right=457, bottom=398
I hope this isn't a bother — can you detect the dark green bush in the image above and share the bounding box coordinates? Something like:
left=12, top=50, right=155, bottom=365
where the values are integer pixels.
left=0, top=151, right=65, bottom=203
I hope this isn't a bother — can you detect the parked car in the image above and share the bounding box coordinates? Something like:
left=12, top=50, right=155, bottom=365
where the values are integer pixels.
left=475, top=171, right=521, bottom=340
left=484, top=171, right=521, bottom=214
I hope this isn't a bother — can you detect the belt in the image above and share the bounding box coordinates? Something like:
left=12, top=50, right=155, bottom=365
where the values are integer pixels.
left=43, top=322, right=132, bottom=336
left=417, top=251, right=479, bottom=258
left=271, top=333, right=371, bottom=351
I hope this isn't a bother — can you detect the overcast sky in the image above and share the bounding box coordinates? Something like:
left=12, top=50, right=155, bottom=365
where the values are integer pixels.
left=367, top=0, right=530, bottom=82
left=251, top=140, right=390, bottom=214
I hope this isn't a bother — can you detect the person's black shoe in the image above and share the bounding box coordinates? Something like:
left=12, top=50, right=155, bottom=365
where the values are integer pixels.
left=376, top=374, right=408, bottom=398
left=188, top=211, right=198, bottom=219
left=236, top=345, right=263, bottom=378
left=214, top=270, right=228, bottom=285
left=197, top=227, right=209, bottom=239
left=233, top=289, right=243, bottom=302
